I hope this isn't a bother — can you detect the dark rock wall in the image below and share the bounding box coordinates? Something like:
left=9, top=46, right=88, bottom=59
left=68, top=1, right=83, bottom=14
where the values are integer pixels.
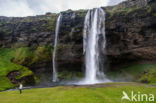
left=0, top=14, right=57, bottom=47
left=56, top=10, right=86, bottom=72
left=105, top=1, right=156, bottom=69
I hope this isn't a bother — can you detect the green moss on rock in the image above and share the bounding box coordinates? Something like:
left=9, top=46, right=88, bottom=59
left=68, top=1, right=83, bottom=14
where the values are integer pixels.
left=13, top=45, right=52, bottom=66
left=107, top=63, right=156, bottom=84
left=58, top=71, right=84, bottom=80
left=138, top=67, right=156, bottom=84
left=0, top=47, right=36, bottom=91
left=42, top=14, right=58, bottom=32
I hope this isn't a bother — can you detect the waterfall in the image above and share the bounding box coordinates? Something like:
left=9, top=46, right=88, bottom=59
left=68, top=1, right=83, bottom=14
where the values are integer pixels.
left=52, top=14, right=62, bottom=82
left=82, top=8, right=110, bottom=84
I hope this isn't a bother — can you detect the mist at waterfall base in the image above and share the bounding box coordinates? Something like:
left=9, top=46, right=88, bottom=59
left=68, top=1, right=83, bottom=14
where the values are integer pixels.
left=0, top=0, right=126, bottom=17
left=78, top=8, right=111, bottom=85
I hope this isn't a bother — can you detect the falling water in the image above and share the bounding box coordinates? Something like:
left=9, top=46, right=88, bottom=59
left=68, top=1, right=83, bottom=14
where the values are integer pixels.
left=82, top=8, right=110, bottom=84
left=52, top=14, right=62, bottom=82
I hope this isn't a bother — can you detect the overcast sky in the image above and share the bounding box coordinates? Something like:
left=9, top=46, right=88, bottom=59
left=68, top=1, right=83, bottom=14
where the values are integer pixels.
left=0, top=0, right=125, bottom=17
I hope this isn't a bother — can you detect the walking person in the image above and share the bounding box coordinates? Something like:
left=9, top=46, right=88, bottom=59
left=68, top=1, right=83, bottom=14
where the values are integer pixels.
left=19, top=83, right=23, bottom=94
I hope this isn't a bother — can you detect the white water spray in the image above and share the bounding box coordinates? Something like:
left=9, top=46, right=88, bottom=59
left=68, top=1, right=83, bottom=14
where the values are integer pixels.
left=52, top=14, right=62, bottom=82
left=81, top=8, right=110, bottom=84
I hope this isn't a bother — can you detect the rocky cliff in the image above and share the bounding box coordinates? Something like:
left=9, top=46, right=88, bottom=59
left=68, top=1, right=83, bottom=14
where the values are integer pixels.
left=105, top=0, right=156, bottom=69
left=0, top=0, right=156, bottom=90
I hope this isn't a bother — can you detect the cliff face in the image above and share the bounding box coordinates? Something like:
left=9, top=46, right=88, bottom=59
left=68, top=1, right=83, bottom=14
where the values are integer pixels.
left=0, top=10, right=86, bottom=72
left=0, top=10, right=87, bottom=89
left=105, top=0, right=156, bottom=69
left=0, top=14, right=57, bottom=47
left=0, top=0, right=156, bottom=89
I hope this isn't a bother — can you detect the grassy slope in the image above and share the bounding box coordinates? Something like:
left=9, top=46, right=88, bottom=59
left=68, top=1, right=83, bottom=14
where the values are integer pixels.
left=0, top=48, right=32, bottom=76
left=0, top=46, right=52, bottom=91
left=107, top=64, right=156, bottom=84
left=0, top=77, right=14, bottom=91
left=0, top=48, right=33, bottom=91
left=121, top=64, right=156, bottom=84
left=0, top=82, right=155, bottom=103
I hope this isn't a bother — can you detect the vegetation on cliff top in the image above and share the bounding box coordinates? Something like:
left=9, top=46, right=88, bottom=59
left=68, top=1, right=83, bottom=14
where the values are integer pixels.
left=105, top=1, right=156, bottom=19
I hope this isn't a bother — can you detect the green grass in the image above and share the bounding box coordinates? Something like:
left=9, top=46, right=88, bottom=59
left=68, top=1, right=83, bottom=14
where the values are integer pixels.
left=13, top=45, right=52, bottom=66
left=107, top=64, right=156, bottom=84
left=58, top=71, right=84, bottom=80
left=106, top=2, right=156, bottom=19
left=139, top=68, right=156, bottom=84
left=121, top=64, right=156, bottom=75
left=0, top=46, right=53, bottom=91
left=0, top=82, right=155, bottom=103
left=0, top=77, right=14, bottom=91
left=0, top=47, right=33, bottom=77
left=121, top=64, right=156, bottom=84
left=0, top=47, right=34, bottom=91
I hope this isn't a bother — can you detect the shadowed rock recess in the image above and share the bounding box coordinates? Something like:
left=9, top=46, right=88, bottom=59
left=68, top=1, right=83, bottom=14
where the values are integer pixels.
left=0, top=0, right=156, bottom=90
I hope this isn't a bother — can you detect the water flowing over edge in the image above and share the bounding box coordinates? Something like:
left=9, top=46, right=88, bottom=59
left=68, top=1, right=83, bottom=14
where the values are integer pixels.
left=79, top=8, right=111, bottom=85
left=52, top=14, right=62, bottom=82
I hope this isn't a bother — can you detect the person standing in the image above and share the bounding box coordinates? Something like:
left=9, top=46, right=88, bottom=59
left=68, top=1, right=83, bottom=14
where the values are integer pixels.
left=19, top=83, right=23, bottom=94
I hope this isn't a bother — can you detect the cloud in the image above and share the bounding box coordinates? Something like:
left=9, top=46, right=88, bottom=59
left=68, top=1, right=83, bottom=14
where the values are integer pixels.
left=107, top=0, right=126, bottom=6
left=0, top=0, right=34, bottom=16
left=0, top=0, right=125, bottom=17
